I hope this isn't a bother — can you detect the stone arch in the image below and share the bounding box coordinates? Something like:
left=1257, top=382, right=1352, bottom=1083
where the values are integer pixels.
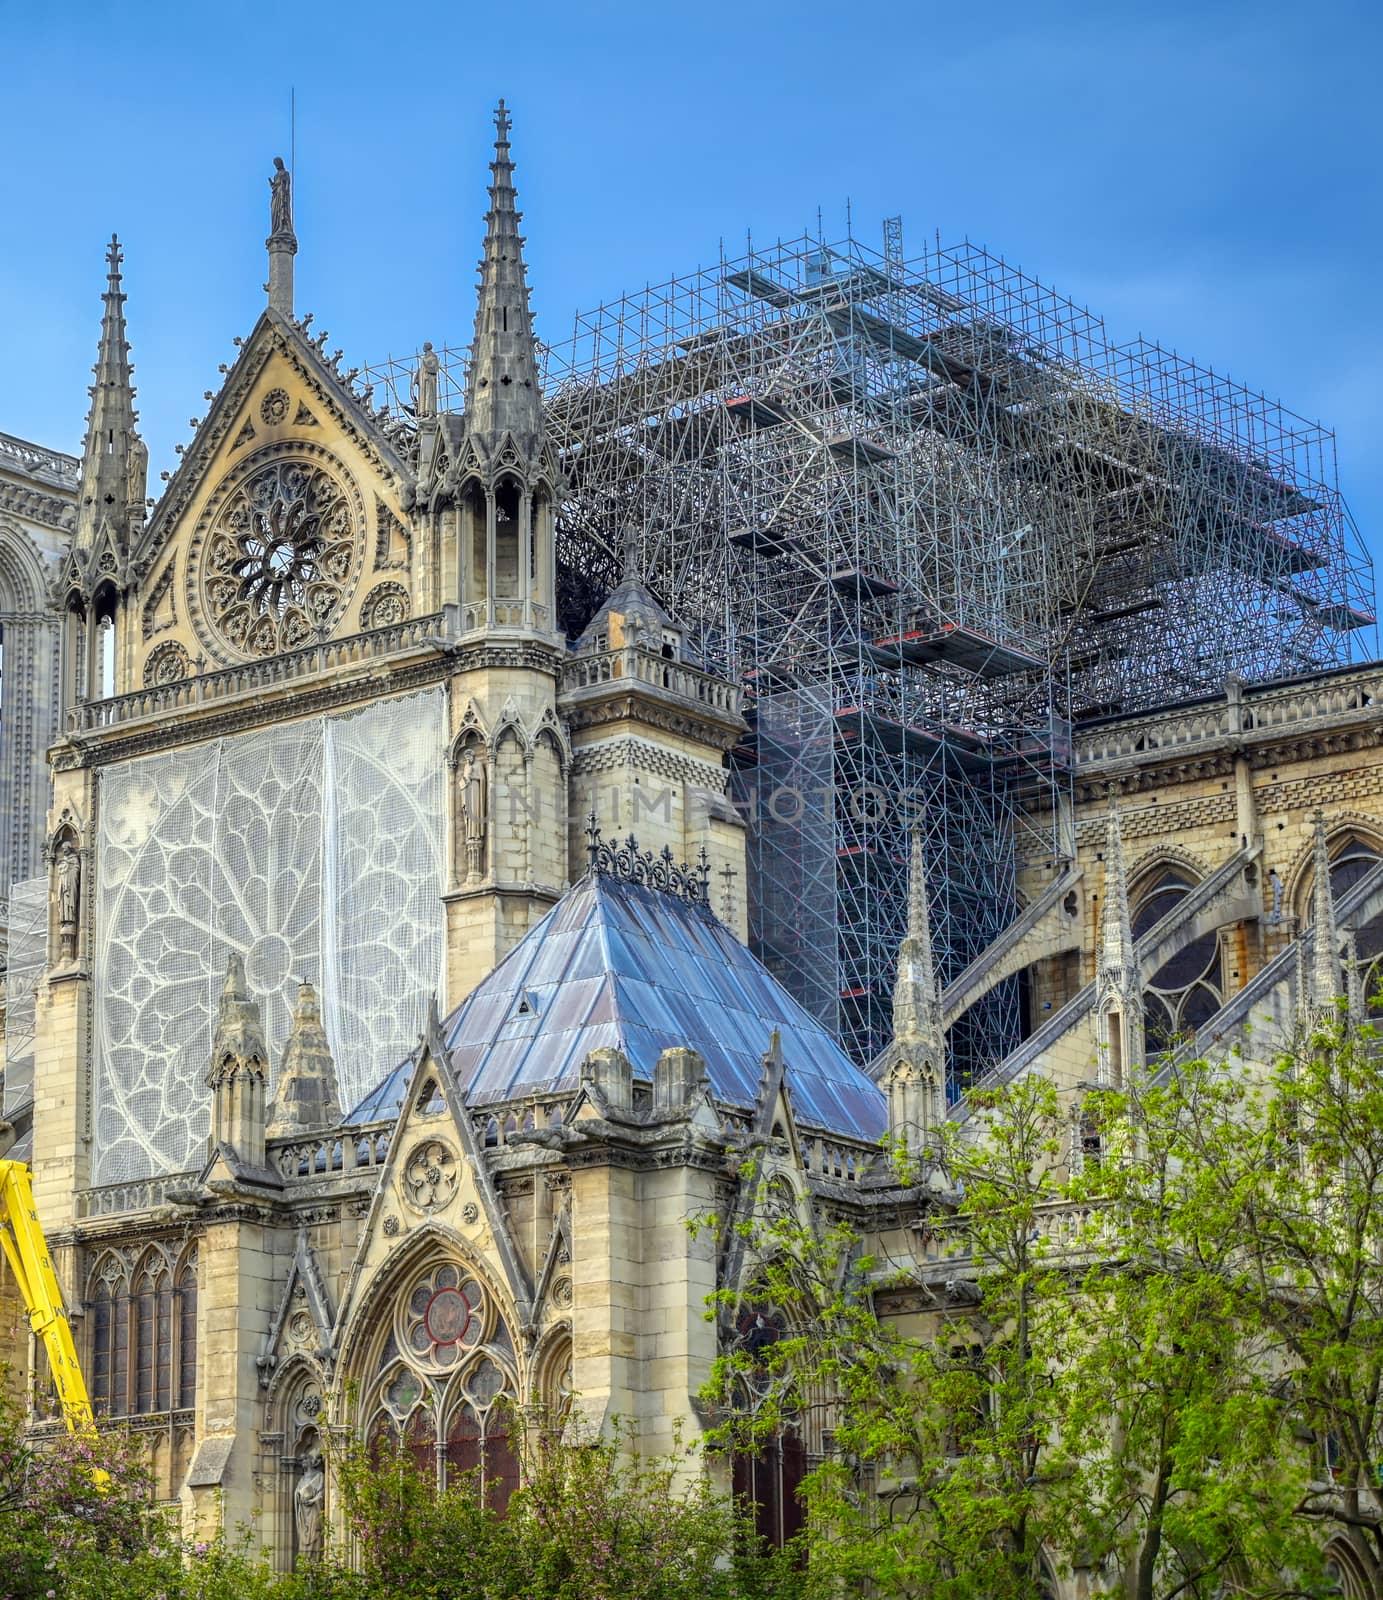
left=1127, top=846, right=1210, bottom=905
left=0, top=516, right=48, bottom=611
left=338, top=1221, right=521, bottom=1389
left=1286, top=815, right=1383, bottom=924
left=1322, top=1537, right=1371, bottom=1599
left=530, top=1318, right=573, bottom=1422
left=343, top=1231, right=521, bottom=1504
left=265, top=1355, right=329, bottom=1573
left=0, top=517, right=62, bottom=890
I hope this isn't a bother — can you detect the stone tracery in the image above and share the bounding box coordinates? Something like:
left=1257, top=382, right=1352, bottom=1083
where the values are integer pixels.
left=188, top=445, right=366, bottom=663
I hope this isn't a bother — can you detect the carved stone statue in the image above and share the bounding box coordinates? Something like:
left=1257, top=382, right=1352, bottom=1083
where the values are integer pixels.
left=459, top=748, right=488, bottom=882
left=413, top=342, right=440, bottom=420
left=126, top=434, right=148, bottom=512
left=269, top=157, right=294, bottom=237
left=55, top=839, right=81, bottom=962
left=293, top=1451, right=325, bottom=1562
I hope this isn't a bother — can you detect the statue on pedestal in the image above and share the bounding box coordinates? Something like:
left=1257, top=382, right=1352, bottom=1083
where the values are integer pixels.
left=293, top=1451, right=325, bottom=1563
left=270, top=157, right=294, bottom=237
left=413, top=342, right=440, bottom=420
left=459, top=748, right=488, bottom=882
left=55, top=839, right=81, bottom=963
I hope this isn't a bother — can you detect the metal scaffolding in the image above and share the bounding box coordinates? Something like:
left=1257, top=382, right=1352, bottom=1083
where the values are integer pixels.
left=366, top=218, right=1374, bottom=1083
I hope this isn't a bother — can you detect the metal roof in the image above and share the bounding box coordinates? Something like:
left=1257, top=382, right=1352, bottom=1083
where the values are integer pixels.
left=347, top=871, right=885, bottom=1141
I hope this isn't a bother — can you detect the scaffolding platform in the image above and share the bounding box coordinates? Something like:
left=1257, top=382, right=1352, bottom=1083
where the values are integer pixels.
left=728, top=525, right=803, bottom=557
left=829, top=567, right=899, bottom=601
left=833, top=707, right=993, bottom=773
left=865, top=624, right=1044, bottom=678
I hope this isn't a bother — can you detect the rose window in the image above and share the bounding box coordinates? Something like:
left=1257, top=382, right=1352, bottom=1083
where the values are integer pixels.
left=198, top=456, right=361, bottom=658
left=401, top=1264, right=486, bottom=1371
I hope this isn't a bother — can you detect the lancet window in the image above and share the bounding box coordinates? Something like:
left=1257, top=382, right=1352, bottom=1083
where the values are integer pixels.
left=365, top=1259, right=520, bottom=1509
left=1130, top=867, right=1224, bottom=1053
left=88, top=1246, right=198, bottom=1418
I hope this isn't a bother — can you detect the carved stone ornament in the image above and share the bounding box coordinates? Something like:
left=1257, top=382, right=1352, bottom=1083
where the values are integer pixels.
left=552, top=1277, right=573, bottom=1309
left=188, top=445, right=364, bottom=661
left=403, top=1140, right=459, bottom=1212
left=260, top=388, right=291, bottom=426
left=383, top=1215, right=401, bottom=1237
left=143, top=639, right=192, bottom=687
left=462, top=1201, right=479, bottom=1226
left=360, top=580, right=410, bottom=630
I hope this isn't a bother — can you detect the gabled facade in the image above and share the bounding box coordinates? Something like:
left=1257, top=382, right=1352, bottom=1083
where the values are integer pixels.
left=2, top=98, right=1383, bottom=1599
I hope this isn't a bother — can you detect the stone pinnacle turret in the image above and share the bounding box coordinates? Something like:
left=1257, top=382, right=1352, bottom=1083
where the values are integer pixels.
left=893, top=824, right=944, bottom=1066
left=207, top=953, right=271, bottom=1168
left=77, top=235, right=145, bottom=554
left=464, top=100, right=543, bottom=443
left=267, top=980, right=342, bottom=1139
left=1094, top=794, right=1143, bottom=1084
left=1309, top=809, right=1341, bottom=1014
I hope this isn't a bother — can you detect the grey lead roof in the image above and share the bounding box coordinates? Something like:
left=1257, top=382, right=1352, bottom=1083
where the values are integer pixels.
left=347, top=872, right=886, bottom=1141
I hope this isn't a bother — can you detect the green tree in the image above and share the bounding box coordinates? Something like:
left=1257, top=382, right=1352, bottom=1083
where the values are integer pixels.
left=701, top=1074, right=1086, bottom=1600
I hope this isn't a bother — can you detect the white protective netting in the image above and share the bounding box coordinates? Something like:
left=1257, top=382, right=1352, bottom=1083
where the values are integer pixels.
left=3, top=877, right=48, bottom=1115
left=93, top=688, right=447, bottom=1182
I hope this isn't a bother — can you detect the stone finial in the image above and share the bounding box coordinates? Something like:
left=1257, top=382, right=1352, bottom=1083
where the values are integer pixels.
left=208, top=953, right=270, bottom=1167
left=653, top=1046, right=707, bottom=1118
left=892, top=825, right=945, bottom=1069
left=267, top=980, right=342, bottom=1140
left=1094, top=794, right=1142, bottom=1084
left=1308, top=809, right=1341, bottom=1014
left=582, top=1045, right=633, bottom=1115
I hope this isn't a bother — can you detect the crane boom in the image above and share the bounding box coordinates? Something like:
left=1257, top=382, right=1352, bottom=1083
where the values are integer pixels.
left=0, top=1159, right=95, bottom=1433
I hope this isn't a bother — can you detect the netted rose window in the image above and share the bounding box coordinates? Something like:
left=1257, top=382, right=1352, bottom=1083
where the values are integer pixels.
left=197, top=455, right=362, bottom=658
left=367, top=1262, right=519, bottom=1507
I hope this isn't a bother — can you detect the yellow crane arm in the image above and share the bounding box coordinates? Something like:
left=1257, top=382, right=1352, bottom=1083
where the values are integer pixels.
left=0, top=1159, right=95, bottom=1434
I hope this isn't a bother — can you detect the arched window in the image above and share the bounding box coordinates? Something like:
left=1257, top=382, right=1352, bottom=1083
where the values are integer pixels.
left=1131, top=867, right=1224, bottom=1053
left=727, top=1307, right=807, bottom=1552
left=363, top=1259, right=519, bottom=1510
left=177, top=1252, right=199, bottom=1409
left=87, top=1249, right=197, bottom=1418
left=1302, top=831, right=1383, bottom=1014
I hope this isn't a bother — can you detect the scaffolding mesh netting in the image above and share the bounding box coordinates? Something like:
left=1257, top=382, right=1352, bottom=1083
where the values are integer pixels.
left=93, top=688, right=446, bottom=1182
left=3, top=877, right=47, bottom=1116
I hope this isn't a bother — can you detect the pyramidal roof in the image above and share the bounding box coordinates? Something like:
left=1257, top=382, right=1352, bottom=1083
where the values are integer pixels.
left=350, top=872, right=885, bottom=1140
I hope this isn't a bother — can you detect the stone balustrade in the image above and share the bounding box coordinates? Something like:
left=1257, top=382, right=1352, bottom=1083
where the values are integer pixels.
left=275, top=1122, right=392, bottom=1181
left=68, top=613, right=446, bottom=734
left=561, top=644, right=741, bottom=718
left=1075, top=663, right=1383, bottom=768
left=76, top=1172, right=189, bottom=1218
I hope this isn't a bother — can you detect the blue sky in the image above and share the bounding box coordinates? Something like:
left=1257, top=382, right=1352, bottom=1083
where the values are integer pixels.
left=3, top=0, right=1379, bottom=611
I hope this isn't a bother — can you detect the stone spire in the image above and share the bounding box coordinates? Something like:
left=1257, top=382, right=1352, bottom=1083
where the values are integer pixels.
left=77, top=235, right=145, bottom=554
left=267, top=980, right=342, bottom=1139
left=1309, top=809, right=1341, bottom=1013
left=207, top=953, right=270, bottom=1169
left=893, top=824, right=944, bottom=1063
left=886, top=826, right=945, bottom=1158
left=1094, top=794, right=1142, bottom=1084
left=465, top=100, right=542, bottom=443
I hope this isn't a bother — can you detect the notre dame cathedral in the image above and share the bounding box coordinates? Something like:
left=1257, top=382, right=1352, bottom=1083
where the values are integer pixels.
left=1, top=103, right=1381, bottom=1588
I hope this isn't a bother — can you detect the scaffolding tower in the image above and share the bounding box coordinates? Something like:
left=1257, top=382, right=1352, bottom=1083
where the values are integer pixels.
left=366, top=218, right=1374, bottom=1083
